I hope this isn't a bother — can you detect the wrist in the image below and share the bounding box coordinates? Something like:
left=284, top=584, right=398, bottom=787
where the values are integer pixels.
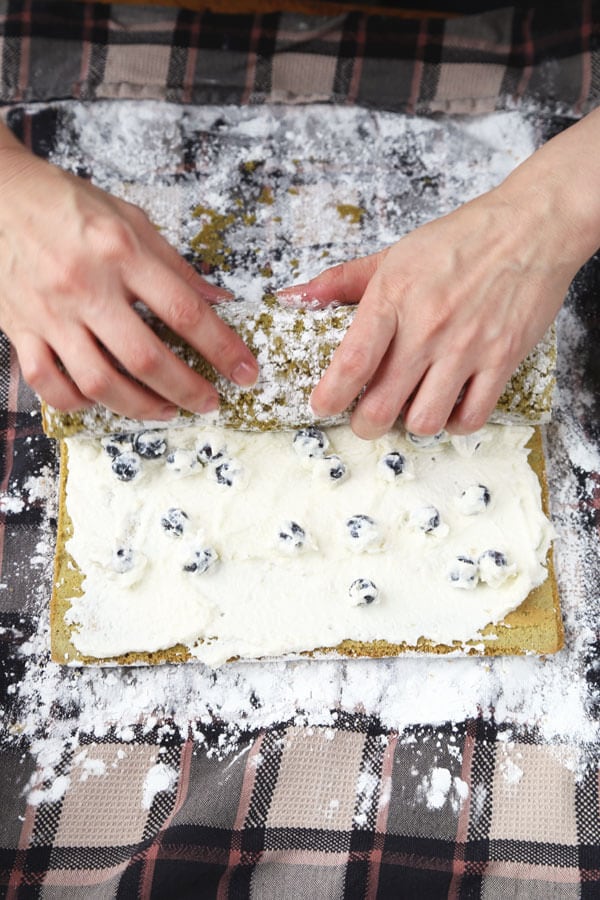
left=501, top=113, right=600, bottom=271
left=499, top=155, right=598, bottom=275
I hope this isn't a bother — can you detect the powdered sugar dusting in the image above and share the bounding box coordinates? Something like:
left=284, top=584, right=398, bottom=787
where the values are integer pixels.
left=142, top=762, right=179, bottom=810
left=43, top=101, right=553, bottom=437
left=1, top=105, right=598, bottom=801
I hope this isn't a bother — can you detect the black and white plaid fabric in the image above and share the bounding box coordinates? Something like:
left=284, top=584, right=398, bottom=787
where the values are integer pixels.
left=0, top=1, right=597, bottom=114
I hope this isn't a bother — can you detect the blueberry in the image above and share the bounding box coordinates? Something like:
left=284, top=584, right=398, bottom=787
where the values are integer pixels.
left=457, top=483, right=491, bottom=515
left=278, top=521, right=306, bottom=550
left=160, top=507, right=188, bottom=536
left=478, top=549, right=513, bottom=587
left=345, top=515, right=380, bottom=551
left=215, top=459, right=239, bottom=487
left=165, top=449, right=196, bottom=475
left=479, top=485, right=491, bottom=505
left=381, top=451, right=406, bottom=477
left=406, top=430, right=447, bottom=448
left=479, top=549, right=507, bottom=568
left=293, top=426, right=329, bottom=459
left=349, top=578, right=379, bottom=606
left=102, top=433, right=133, bottom=459
left=196, top=441, right=225, bottom=466
left=325, top=455, right=347, bottom=482
left=409, top=505, right=441, bottom=533
left=133, top=430, right=167, bottom=459
left=447, top=555, right=478, bottom=589
left=183, top=547, right=218, bottom=574
left=346, top=514, right=376, bottom=540
left=112, top=546, right=134, bottom=573
left=111, top=451, right=141, bottom=482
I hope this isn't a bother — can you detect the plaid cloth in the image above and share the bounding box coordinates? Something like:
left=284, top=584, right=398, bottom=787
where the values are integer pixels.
left=1, top=4, right=600, bottom=898
left=0, top=1, right=598, bottom=115
left=2, top=717, right=600, bottom=898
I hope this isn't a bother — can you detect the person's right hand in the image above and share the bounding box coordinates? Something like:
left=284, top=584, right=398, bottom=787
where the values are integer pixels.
left=0, top=129, right=258, bottom=420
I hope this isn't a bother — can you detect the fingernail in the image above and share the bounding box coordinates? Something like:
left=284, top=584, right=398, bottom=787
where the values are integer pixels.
left=308, top=390, right=325, bottom=418
left=277, top=287, right=309, bottom=307
left=198, top=395, right=220, bottom=414
left=231, top=360, right=258, bottom=387
left=211, top=287, right=233, bottom=303
left=277, top=283, right=308, bottom=295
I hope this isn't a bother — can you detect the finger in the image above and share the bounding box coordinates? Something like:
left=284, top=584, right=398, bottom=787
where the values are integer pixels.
left=310, top=291, right=397, bottom=418
left=57, top=325, right=180, bottom=421
left=446, top=367, right=513, bottom=435
left=87, top=302, right=223, bottom=416
left=121, top=252, right=258, bottom=389
left=402, top=358, right=473, bottom=437
left=277, top=250, right=386, bottom=308
left=349, top=343, right=430, bottom=439
left=118, top=201, right=233, bottom=305
left=15, top=332, right=90, bottom=412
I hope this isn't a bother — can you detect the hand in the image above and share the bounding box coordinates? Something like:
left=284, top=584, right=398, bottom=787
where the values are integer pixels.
left=280, top=109, right=600, bottom=438
left=0, top=131, right=258, bottom=420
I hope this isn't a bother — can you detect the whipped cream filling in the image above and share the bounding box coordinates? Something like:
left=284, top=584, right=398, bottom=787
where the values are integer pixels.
left=62, top=423, right=553, bottom=667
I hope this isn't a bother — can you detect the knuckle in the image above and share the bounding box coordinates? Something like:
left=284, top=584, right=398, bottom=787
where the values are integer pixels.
left=487, top=332, right=519, bottom=369
left=177, top=383, right=212, bottom=412
left=360, top=394, right=397, bottom=432
left=126, top=342, right=162, bottom=380
left=166, top=296, right=205, bottom=333
left=76, top=367, right=113, bottom=401
left=423, top=301, right=454, bottom=342
left=19, top=353, right=49, bottom=390
left=455, top=403, right=489, bottom=434
left=20, top=354, right=50, bottom=393
left=43, top=257, right=87, bottom=298
left=336, top=263, right=353, bottom=295
left=211, top=329, right=244, bottom=365
left=316, top=262, right=344, bottom=291
left=336, top=342, right=372, bottom=382
left=375, top=272, right=410, bottom=310
left=176, top=258, right=201, bottom=289
left=122, top=201, right=151, bottom=228
left=85, top=214, right=137, bottom=263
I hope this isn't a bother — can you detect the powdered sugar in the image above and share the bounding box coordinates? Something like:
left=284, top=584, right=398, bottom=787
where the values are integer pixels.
left=142, top=762, right=179, bottom=810
left=50, top=101, right=539, bottom=297
left=419, top=767, right=452, bottom=810
left=0, top=494, right=25, bottom=514
left=43, top=101, right=554, bottom=437
left=1, top=105, right=598, bottom=802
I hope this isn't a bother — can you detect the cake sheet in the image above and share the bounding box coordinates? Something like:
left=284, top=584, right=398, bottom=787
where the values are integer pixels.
left=51, top=425, right=562, bottom=665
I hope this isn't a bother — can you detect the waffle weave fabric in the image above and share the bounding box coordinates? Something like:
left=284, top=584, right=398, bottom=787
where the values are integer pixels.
left=1, top=4, right=600, bottom=898
left=0, top=1, right=597, bottom=115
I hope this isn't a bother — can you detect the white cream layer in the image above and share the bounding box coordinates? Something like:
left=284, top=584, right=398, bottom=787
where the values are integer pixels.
left=63, top=423, right=553, bottom=667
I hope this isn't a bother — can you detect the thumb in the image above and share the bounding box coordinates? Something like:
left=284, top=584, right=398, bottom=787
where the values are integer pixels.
left=277, top=250, right=385, bottom=308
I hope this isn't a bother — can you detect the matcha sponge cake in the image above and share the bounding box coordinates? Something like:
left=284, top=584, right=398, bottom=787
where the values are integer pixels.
left=50, top=422, right=561, bottom=667
left=42, top=298, right=557, bottom=440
